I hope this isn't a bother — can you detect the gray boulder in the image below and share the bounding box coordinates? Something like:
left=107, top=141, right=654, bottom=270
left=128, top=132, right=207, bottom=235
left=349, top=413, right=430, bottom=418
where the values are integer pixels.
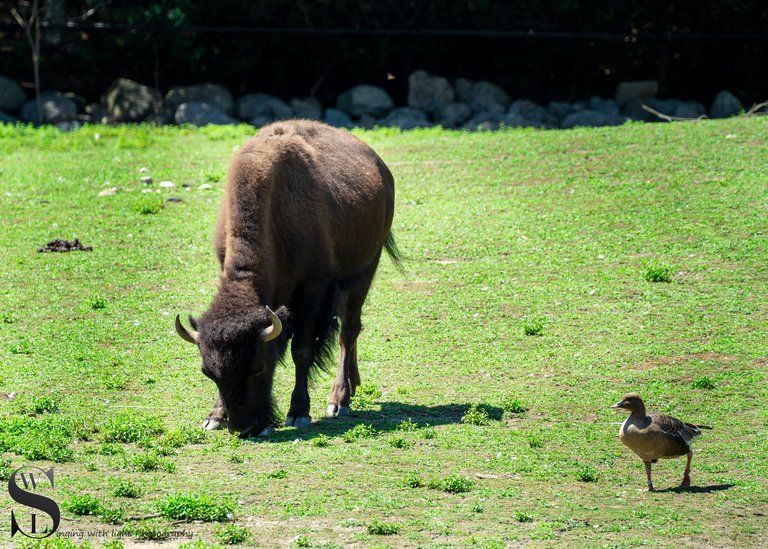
left=454, top=77, right=474, bottom=103
left=546, top=101, right=580, bottom=126
left=710, top=90, right=744, bottom=118
left=290, top=97, right=322, bottom=119
left=236, top=93, right=293, bottom=121
left=0, top=111, right=19, bottom=124
left=615, top=80, right=659, bottom=107
left=507, top=99, right=547, bottom=123
left=463, top=110, right=505, bottom=131
left=174, top=102, right=239, bottom=126
left=435, top=102, right=472, bottom=128
left=644, top=99, right=706, bottom=120
left=561, top=110, right=627, bottom=129
left=588, top=97, right=620, bottom=116
left=55, top=120, right=83, bottom=132
left=21, top=94, right=78, bottom=124
left=621, top=99, right=656, bottom=122
left=104, top=78, right=160, bottom=122
left=378, top=107, right=431, bottom=129
left=673, top=100, right=706, bottom=119
left=468, top=80, right=510, bottom=112
left=323, top=108, right=354, bottom=128
left=84, top=103, right=108, bottom=124
left=165, top=83, right=234, bottom=116
left=336, top=85, right=394, bottom=118
left=0, top=76, right=26, bottom=112
left=502, top=114, right=546, bottom=128
left=407, top=70, right=454, bottom=114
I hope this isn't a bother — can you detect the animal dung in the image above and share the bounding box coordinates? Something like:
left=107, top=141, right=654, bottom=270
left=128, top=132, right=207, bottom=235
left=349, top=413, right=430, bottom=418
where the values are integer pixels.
left=37, top=239, right=93, bottom=253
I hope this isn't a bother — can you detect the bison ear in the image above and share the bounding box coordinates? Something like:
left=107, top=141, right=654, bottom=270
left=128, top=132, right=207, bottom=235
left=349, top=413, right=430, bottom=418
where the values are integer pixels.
left=188, top=315, right=199, bottom=330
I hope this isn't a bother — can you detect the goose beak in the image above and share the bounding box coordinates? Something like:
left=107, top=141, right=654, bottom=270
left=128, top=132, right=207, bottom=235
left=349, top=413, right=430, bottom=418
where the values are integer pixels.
left=612, top=401, right=625, bottom=409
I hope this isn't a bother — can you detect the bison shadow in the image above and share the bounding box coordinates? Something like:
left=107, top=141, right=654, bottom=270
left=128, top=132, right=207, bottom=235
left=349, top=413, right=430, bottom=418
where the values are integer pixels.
left=250, top=401, right=504, bottom=444
left=656, top=484, right=735, bottom=494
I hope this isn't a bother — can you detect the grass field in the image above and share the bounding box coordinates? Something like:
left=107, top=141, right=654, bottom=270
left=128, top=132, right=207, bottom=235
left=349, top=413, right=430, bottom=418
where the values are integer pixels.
left=0, top=118, right=766, bottom=548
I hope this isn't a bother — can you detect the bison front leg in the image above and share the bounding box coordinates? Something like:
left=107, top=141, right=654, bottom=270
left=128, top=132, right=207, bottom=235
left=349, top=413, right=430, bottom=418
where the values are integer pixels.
left=203, top=393, right=227, bottom=430
left=286, top=345, right=312, bottom=428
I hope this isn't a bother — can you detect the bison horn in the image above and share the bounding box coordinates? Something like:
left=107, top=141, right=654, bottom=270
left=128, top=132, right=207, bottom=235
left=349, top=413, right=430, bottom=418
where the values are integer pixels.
left=260, top=306, right=283, bottom=342
left=175, top=314, right=199, bottom=344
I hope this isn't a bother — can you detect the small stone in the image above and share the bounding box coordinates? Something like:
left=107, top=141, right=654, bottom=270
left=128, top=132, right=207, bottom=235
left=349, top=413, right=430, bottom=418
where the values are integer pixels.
left=199, top=184, right=213, bottom=190
left=158, top=180, right=175, bottom=188
left=166, top=197, right=183, bottom=203
left=140, top=176, right=153, bottom=184
left=139, top=167, right=149, bottom=173
left=98, top=187, right=118, bottom=196
left=141, top=189, right=153, bottom=193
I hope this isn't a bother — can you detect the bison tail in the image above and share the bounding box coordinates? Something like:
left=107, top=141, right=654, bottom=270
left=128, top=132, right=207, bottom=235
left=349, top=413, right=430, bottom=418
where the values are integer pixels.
left=384, top=232, right=405, bottom=272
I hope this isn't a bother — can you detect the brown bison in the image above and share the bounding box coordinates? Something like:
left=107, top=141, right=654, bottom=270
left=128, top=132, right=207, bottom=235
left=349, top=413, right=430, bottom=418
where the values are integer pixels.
left=175, top=119, right=400, bottom=437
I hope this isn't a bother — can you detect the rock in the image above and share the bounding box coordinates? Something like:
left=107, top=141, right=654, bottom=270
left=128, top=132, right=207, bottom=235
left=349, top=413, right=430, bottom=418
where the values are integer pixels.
left=435, top=102, right=472, bottom=128
left=159, top=181, right=176, bottom=188
left=407, top=70, right=454, bottom=114
left=199, top=183, right=213, bottom=190
left=588, top=97, right=620, bottom=116
left=21, top=94, right=78, bottom=124
left=174, top=102, right=239, bottom=126
left=336, top=85, right=394, bottom=118
left=54, top=120, right=82, bottom=132
left=507, top=99, right=547, bottom=122
left=98, top=187, right=119, bottom=196
left=290, top=97, right=322, bottom=119
left=615, top=80, right=659, bottom=107
left=463, top=111, right=505, bottom=131
left=0, top=111, right=19, bottom=124
left=377, top=107, right=431, bottom=129
left=502, top=113, right=546, bottom=128
left=84, top=103, right=108, bottom=124
left=164, top=83, right=234, bottom=115
left=710, top=90, right=744, bottom=118
left=323, top=108, right=354, bottom=128
left=140, top=176, right=153, bottom=184
left=454, top=77, right=474, bottom=103
left=468, top=80, right=510, bottom=112
left=104, top=78, right=160, bottom=122
left=561, top=110, right=627, bottom=129
left=236, top=93, right=293, bottom=121
left=0, top=76, right=26, bottom=112
left=673, top=100, right=706, bottom=119
left=249, top=115, right=274, bottom=128
left=546, top=101, right=579, bottom=126
left=621, top=99, right=656, bottom=122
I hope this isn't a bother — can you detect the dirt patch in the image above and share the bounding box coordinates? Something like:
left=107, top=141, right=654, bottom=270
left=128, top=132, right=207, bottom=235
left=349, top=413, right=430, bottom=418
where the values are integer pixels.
left=634, top=352, right=739, bottom=371
left=37, top=238, right=93, bottom=253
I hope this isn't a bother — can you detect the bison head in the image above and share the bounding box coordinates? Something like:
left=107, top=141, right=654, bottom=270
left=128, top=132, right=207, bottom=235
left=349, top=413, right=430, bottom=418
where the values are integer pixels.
left=175, top=305, right=288, bottom=437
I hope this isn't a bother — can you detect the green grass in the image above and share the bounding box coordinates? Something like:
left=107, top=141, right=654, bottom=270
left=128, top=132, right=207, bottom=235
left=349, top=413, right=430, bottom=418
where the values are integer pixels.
left=0, top=120, right=766, bottom=546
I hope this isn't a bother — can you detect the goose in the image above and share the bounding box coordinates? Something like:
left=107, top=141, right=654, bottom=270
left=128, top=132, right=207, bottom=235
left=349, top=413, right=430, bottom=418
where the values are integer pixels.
left=613, top=393, right=710, bottom=491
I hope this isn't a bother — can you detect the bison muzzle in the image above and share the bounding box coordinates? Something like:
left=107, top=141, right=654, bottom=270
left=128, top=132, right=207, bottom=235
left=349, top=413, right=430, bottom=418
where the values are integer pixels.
left=175, top=119, right=400, bottom=437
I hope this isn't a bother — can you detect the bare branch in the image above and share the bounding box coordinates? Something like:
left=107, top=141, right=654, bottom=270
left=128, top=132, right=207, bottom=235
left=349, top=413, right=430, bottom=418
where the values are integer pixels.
left=641, top=103, right=708, bottom=122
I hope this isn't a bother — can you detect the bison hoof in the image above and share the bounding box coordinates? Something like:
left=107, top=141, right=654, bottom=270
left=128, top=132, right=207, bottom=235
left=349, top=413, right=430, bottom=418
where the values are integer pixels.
left=203, top=417, right=224, bottom=431
left=326, top=404, right=351, bottom=418
left=286, top=415, right=311, bottom=428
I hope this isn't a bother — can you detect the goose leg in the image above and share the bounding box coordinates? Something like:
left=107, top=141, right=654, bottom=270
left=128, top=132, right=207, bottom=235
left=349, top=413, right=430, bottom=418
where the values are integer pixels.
left=680, top=451, right=693, bottom=488
left=644, top=461, right=655, bottom=492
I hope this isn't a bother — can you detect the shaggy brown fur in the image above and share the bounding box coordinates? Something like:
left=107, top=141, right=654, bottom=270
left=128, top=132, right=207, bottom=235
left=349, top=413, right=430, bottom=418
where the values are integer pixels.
left=177, top=119, right=398, bottom=437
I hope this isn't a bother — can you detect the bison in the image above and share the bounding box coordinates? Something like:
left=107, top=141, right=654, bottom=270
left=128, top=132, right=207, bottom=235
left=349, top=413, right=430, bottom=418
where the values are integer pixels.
left=175, top=119, right=400, bottom=437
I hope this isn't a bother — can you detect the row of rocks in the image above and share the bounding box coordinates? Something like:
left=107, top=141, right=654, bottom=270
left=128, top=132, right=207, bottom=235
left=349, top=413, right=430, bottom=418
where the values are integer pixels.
left=0, top=72, right=748, bottom=132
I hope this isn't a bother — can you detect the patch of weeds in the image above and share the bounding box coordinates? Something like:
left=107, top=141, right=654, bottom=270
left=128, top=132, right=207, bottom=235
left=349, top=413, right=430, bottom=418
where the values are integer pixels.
left=98, top=442, right=124, bottom=456
left=1, top=311, right=17, bottom=324
left=112, top=478, right=142, bottom=498
left=158, top=426, right=207, bottom=448
left=103, top=541, right=125, bottom=549
left=367, top=518, right=401, bottom=535
left=522, top=318, right=545, bottom=336
left=395, top=418, right=418, bottom=432
left=103, top=374, right=128, bottom=390
left=157, top=493, right=236, bottom=522
left=576, top=464, right=599, bottom=483
left=403, top=472, right=424, bottom=488
left=421, top=426, right=437, bottom=439
left=205, top=173, right=222, bottom=183
left=471, top=501, right=485, bottom=513
left=17, top=539, right=89, bottom=548
left=515, top=510, right=534, bottom=523
left=90, top=294, right=107, bottom=309
left=643, top=263, right=675, bottom=283
left=98, top=505, right=125, bottom=524
left=311, top=433, right=331, bottom=447
left=215, top=523, right=253, bottom=545
left=342, top=423, right=378, bottom=442
left=133, top=194, right=164, bottom=214
left=125, top=451, right=175, bottom=472
left=9, top=338, right=33, bottom=355
left=352, top=383, right=382, bottom=410
left=265, top=469, right=288, bottom=479
left=0, top=416, right=77, bottom=462
left=61, top=494, right=103, bottom=516
left=389, top=436, right=411, bottom=449
left=121, top=519, right=171, bottom=541
left=461, top=404, right=491, bottom=426
left=101, top=413, right=164, bottom=443
left=16, top=395, right=59, bottom=415
left=180, top=542, right=222, bottom=549
left=692, top=375, right=717, bottom=389
left=430, top=474, right=473, bottom=493
left=527, top=434, right=544, bottom=449
left=228, top=453, right=244, bottom=463
left=293, top=535, right=312, bottom=547
left=0, top=457, right=12, bottom=480
left=501, top=396, right=528, bottom=416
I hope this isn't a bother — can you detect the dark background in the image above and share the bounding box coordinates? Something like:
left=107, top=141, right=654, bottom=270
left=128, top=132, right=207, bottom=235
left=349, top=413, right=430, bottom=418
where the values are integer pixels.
left=1, top=0, right=766, bottom=105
